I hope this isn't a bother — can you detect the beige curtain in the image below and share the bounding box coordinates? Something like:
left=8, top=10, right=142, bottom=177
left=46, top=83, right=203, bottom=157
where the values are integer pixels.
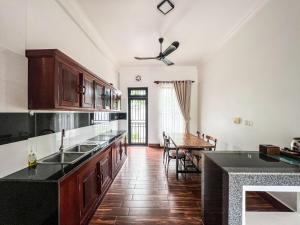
left=173, top=80, right=192, bottom=133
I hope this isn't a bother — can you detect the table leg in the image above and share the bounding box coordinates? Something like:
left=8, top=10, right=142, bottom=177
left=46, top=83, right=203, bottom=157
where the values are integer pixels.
left=176, top=148, right=179, bottom=180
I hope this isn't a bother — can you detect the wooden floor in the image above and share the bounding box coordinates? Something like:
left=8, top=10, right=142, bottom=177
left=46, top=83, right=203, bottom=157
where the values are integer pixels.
left=89, top=147, right=284, bottom=225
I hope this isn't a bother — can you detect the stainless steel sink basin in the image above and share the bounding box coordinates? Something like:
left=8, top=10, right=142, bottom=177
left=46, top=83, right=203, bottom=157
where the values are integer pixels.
left=89, top=135, right=115, bottom=142
left=66, top=145, right=98, bottom=153
left=39, top=152, right=86, bottom=165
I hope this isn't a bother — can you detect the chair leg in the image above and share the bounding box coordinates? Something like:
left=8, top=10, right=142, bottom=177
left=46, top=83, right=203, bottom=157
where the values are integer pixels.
left=184, top=156, right=187, bottom=180
left=162, top=149, right=165, bottom=164
left=166, top=158, right=170, bottom=176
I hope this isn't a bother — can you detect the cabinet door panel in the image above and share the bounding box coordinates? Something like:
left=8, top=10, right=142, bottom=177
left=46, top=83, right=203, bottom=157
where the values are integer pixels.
left=112, top=143, right=118, bottom=176
left=78, top=165, right=98, bottom=220
left=60, top=173, right=80, bottom=225
left=94, top=81, right=104, bottom=110
left=104, top=87, right=111, bottom=109
left=99, top=152, right=112, bottom=193
left=121, top=136, right=127, bottom=159
left=58, top=62, right=80, bottom=107
left=80, top=73, right=94, bottom=108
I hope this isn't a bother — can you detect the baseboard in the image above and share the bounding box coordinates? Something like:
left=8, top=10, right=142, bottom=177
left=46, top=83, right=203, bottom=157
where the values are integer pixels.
left=256, top=192, right=293, bottom=212
left=148, top=143, right=162, bottom=148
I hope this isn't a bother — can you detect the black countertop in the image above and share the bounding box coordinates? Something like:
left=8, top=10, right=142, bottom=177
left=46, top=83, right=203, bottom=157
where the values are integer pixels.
left=1, top=130, right=126, bottom=182
left=203, top=151, right=300, bottom=173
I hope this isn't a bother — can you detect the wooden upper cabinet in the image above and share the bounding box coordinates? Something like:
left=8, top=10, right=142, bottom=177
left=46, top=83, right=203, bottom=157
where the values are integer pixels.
left=111, top=89, right=122, bottom=111
left=103, top=86, right=111, bottom=110
left=26, top=49, right=121, bottom=111
left=80, top=72, right=95, bottom=109
left=57, top=61, right=80, bottom=108
left=94, top=81, right=105, bottom=110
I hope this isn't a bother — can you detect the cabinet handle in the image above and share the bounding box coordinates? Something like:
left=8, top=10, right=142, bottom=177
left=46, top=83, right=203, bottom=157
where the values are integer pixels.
left=76, top=86, right=81, bottom=94
left=77, top=85, right=86, bottom=94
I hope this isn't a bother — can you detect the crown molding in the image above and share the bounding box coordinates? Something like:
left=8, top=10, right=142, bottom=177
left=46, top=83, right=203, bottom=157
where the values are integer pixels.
left=55, top=0, right=119, bottom=68
left=203, top=0, right=270, bottom=64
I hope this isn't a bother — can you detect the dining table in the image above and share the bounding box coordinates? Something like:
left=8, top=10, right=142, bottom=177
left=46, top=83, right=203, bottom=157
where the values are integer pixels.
left=168, top=132, right=214, bottom=179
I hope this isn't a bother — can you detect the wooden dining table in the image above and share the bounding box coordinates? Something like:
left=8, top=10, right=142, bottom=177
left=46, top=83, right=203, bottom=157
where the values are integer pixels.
left=168, top=133, right=214, bottom=179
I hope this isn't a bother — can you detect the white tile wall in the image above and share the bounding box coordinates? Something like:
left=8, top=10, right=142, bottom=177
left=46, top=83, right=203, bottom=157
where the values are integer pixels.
left=0, top=121, right=118, bottom=178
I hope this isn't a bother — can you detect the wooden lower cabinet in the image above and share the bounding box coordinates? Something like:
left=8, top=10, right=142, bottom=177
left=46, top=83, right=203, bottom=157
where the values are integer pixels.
left=78, top=161, right=98, bottom=225
left=60, top=172, right=80, bottom=225
left=59, top=136, right=127, bottom=225
left=96, top=150, right=112, bottom=195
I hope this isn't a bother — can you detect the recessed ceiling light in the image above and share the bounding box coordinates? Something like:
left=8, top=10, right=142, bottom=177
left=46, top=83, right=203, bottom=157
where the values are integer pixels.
left=157, top=0, right=174, bottom=15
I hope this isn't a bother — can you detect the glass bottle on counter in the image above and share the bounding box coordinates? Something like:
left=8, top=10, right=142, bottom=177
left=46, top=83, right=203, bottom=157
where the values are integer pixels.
left=28, top=145, right=37, bottom=169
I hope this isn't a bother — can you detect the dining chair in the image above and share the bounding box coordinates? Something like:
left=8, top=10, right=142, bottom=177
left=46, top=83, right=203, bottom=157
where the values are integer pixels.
left=164, top=137, right=186, bottom=176
left=205, top=135, right=217, bottom=151
left=196, top=131, right=205, bottom=139
left=162, top=132, right=167, bottom=164
left=189, top=132, right=216, bottom=171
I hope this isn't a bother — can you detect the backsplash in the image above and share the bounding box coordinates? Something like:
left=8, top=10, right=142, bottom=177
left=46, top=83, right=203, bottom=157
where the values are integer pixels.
left=0, top=112, right=127, bottom=145
left=0, top=112, right=123, bottom=178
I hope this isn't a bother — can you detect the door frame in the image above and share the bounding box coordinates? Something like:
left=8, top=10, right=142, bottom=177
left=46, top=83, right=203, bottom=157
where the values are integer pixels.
left=128, top=87, right=148, bottom=145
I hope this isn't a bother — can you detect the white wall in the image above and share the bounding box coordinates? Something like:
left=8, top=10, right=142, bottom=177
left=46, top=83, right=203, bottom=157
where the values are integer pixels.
left=199, top=0, right=300, bottom=210
left=0, top=0, right=119, bottom=177
left=199, top=0, right=300, bottom=151
left=119, top=66, right=198, bottom=144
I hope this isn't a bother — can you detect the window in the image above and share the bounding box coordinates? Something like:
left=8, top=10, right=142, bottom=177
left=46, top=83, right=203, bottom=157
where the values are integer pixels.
left=129, top=89, right=147, bottom=96
left=158, top=83, right=184, bottom=144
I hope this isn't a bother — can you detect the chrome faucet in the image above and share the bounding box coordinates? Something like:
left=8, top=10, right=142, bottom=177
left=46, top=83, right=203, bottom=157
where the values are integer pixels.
left=59, top=129, right=65, bottom=152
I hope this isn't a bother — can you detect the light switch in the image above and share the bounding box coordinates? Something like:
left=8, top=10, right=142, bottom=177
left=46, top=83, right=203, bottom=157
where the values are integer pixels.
left=244, top=120, right=254, bottom=126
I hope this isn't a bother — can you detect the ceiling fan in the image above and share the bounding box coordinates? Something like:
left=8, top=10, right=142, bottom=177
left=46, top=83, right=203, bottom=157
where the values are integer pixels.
left=134, top=38, right=179, bottom=66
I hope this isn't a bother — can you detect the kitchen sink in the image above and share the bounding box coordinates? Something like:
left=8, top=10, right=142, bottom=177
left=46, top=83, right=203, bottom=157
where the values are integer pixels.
left=65, top=145, right=98, bottom=153
left=88, top=135, right=115, bottom=142
left=39, top=152, right=86, bottom=165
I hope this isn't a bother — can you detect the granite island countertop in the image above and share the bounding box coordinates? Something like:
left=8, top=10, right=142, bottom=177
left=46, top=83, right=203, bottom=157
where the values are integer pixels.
left=203, top=151, right=300, bottom=173
left=202, top=151, right=300, bottom=225
left=0, top=130, right=126, bottom=182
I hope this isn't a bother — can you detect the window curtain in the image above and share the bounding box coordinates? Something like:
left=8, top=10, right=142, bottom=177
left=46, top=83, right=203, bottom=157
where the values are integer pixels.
left=173, top=81, right=192, bottom=134
left=158, top=83, right=185, bottom=145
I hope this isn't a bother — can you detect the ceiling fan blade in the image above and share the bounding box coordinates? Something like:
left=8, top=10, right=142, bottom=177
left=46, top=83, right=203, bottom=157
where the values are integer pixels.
left=134, top=56, right=159, bottom=60
left=162, top=41, right=179, bottom=57
left=161, top=58, right=174, bottom=66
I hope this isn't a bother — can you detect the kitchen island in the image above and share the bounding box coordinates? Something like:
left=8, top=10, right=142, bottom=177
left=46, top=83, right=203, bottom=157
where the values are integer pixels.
left=202, top=151, right=300, bottom=225
left=0, top=130, right=127, bottom=225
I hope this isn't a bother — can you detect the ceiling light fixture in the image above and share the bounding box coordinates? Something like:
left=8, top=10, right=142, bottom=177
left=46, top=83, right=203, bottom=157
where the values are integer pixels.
left=157, top=0, right=174, bottom=15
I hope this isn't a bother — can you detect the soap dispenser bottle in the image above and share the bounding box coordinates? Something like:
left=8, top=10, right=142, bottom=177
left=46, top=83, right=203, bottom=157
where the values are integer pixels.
left=28, top=145, right=37, bottom=168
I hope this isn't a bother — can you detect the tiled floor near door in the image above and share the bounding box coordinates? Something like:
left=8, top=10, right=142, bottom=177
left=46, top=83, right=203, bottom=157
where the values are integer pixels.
left=89, top=147, right=281, bottom=225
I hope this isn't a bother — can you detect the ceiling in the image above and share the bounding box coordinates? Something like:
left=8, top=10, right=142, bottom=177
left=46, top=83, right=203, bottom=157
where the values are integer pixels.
left=74, top=0, right=267, bottom=66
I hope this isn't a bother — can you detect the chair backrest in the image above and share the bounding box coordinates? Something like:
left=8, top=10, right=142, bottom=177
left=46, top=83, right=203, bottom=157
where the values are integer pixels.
left=162, top=131, right=167, bottom=147
left=196, top=131, right=205, bottom=139
left=163, top=131, right=167, bottom=139
left=205, top=135, right=217, bottom=151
